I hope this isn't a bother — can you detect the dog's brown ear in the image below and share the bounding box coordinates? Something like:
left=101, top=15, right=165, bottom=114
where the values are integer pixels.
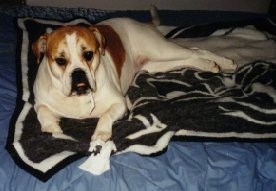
left=89, top=27, right=105, bottom=56
left=32, top=35, right=47, bottom=64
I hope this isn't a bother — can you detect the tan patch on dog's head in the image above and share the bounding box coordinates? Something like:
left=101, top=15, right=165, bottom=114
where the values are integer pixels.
left=32, top=25, right=104, bottom=71
left=92, top=25, right=126, bottom=77
left=32, top=24, right=125, bottom=78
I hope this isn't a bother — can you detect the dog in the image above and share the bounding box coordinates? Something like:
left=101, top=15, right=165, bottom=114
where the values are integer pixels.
left=32, top=17, right=237, bottom=142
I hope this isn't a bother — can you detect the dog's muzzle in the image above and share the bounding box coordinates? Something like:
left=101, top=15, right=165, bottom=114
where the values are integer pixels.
left=71, top=69, right=92, bottom=96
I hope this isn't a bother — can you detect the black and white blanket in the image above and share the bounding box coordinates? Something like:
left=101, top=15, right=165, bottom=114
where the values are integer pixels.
left=7, top=17, right=276, bottom=181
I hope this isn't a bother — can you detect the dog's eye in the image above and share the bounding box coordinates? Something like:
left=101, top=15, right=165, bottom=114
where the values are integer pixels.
left=55, top=58, right=67, bottom=66
left=83, top=51, right=93, bottom=61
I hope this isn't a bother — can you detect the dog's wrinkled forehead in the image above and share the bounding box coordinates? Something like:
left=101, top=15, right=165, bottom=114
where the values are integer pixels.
left=32, top=24, right=105, bottom=65
left=42, top=26, right=98, bottom=60
left=46, top=25, right=98, bottom=57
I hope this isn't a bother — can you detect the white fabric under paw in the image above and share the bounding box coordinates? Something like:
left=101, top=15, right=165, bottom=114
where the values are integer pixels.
left=79, top=140, right=116, bottom=175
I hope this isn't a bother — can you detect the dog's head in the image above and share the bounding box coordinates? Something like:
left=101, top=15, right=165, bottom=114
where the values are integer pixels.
left=32, top=25, right=105, bottom=96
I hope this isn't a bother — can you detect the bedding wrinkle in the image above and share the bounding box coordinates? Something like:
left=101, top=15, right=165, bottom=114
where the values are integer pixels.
left=0, top=150, right=14, bottom=191
left=254, top=145, right=276, bottom=182
left=246, top=144, right=276, bottom=190
left=112, top=156, right=166, bottom=190
left=203, top=143, right=257, bottom=191
left=112, top=152, right=189, bottom=190
left=175, top=142, right=208, bottom=172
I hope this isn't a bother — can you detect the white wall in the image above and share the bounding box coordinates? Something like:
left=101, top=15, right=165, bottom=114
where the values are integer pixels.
left=27, top=0, right=271, bottom=13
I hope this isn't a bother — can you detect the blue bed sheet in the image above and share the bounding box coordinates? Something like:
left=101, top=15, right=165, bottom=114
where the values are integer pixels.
left=0, top=10, right=276, bottom=191
left=1, top=141, right=276, bottom=190
left=0, top=13, right=17, bottom=145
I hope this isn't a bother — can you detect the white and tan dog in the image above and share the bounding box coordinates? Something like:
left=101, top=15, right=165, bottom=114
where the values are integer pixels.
left=32, top=18, right=237, bottom=142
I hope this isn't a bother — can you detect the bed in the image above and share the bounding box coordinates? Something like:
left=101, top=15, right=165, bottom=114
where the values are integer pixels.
left=1, top=6, right=276, bottom=191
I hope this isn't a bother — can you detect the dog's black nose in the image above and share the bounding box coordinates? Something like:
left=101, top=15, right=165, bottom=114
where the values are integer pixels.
left=71, top=69, right=91, bottom=96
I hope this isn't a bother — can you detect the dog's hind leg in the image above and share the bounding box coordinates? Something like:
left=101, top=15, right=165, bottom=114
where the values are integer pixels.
left=141, top=58, right=221, bottom=73
left=134, top=25, right=237, bottom=72
left=142, top=41, right=237, bottom=73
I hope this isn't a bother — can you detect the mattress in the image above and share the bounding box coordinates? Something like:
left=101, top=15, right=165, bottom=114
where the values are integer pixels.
left=1, top=6, right=276, bottom=191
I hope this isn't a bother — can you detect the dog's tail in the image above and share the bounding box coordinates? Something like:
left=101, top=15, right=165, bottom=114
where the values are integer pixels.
left=150, top=5, right=160, bottom=26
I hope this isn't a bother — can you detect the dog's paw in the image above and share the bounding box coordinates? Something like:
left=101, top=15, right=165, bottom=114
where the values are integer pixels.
left=199, top=59, right=220, bottom=73
left=228, top=60, right=238, bottom=71
left=210, top=62, right=220, bottom=73
left=92, top=131, right=112, bottom=142
left=217, top=58, right=238, bottom=71
left=41, top=124, right=63, bottom=134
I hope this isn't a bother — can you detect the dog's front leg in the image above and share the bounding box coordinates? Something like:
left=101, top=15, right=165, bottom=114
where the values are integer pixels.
left=92, top=102, right=127, bottom=142
left=36, top=105, right=63, bottom=133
